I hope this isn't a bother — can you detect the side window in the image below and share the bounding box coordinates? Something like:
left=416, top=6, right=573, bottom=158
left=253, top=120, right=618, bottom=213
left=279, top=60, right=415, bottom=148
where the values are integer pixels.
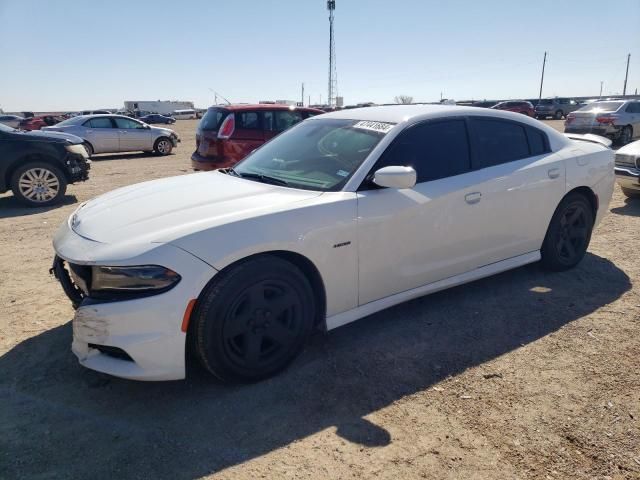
left=87, top=118, right=113, bottom=128
left=114, top=117, right=144, bottom=129
left=525, top=127, right=549, bottom=156
left=471, top=118, right=530, bottom=169
left=625, top=102, right=639, bottom=113
left=377, top=119, right=471, bottom=184
left=236, top=111, right=260, bottom=130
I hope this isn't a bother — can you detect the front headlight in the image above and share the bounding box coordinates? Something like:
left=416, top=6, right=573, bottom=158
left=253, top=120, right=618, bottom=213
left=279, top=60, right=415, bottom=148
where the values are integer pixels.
left=90, top=265, right=181, bottom=298
left=66, top=143, right=88, bottom=157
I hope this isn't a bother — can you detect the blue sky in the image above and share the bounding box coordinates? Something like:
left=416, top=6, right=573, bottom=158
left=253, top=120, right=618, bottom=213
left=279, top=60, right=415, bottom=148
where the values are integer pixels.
left=1, top=0, right=639, bottom=111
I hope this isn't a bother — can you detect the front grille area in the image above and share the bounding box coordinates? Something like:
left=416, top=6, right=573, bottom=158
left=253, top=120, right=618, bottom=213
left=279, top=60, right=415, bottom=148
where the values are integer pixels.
left=51, top=256, right=85, bottom=308
left=615, top=153, right=638, bottom=169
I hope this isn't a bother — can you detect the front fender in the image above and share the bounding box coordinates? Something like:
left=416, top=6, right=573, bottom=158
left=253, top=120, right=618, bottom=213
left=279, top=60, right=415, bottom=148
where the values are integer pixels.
left=171, top=192, right=359, bottom=317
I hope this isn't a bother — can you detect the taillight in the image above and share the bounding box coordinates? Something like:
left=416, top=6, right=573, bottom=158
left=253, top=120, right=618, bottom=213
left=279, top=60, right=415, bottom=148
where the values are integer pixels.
left=596, top=114, right=618, bottom=125
left=565, top=113, right=575, bottom=124
left=218, top=114, right=235, bottom=139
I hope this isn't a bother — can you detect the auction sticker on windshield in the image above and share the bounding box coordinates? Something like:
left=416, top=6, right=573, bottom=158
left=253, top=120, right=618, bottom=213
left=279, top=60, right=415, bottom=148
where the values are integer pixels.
left=352, top=121, right=395, bottom=134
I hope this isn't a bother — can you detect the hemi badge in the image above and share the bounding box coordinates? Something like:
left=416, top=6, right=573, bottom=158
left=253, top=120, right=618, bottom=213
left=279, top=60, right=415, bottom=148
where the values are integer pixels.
left=333, top=241, right=351, bottom=248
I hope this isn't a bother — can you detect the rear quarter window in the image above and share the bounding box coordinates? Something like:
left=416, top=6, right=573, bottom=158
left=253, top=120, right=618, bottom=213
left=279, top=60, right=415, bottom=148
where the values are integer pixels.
left=236, top=111, right=261, bottom=130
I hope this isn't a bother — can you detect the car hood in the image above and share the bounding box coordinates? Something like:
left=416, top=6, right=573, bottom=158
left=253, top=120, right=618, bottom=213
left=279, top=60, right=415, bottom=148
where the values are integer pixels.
left=70, top=171, right=323, bottom=245
left=617, top=139, right=640, bottom=157
left=19, top=129, right=84, bottom=144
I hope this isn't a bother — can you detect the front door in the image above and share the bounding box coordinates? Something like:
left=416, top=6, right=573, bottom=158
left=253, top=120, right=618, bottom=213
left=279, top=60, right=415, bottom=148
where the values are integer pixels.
left=114, top=117, right=152, bottom=152
left=82, top=117, right=119, bottom=153
left=357, top=118, right=482, bottom=305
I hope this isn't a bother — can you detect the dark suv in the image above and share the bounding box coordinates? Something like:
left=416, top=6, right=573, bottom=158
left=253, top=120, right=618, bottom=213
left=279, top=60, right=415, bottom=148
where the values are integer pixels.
left=535, top=98, right=580, bottom=119
left=0, top=123, right=90, bottom=206
left=191, top=104, right=324, bottom=171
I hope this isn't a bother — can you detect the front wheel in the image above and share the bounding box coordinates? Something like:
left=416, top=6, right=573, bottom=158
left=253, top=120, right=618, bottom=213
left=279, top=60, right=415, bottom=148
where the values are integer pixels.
left=541, top=193, right=594, bottom=271
left=192, top=256, right=315, bottom=382
left=154, top=137, right=173, bottom=155
left=10, top=162, right=68, bottom=207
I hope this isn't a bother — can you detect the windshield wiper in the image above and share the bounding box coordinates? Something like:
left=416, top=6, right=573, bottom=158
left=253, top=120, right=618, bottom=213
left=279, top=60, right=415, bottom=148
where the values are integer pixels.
left=235, top=171, right=289, bottom=187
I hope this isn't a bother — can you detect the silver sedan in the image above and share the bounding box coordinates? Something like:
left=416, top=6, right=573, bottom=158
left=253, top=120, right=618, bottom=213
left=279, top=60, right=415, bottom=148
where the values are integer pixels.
left=43, top=114, right=180, bottom=156
left=564, top=100, right=640, bottom=146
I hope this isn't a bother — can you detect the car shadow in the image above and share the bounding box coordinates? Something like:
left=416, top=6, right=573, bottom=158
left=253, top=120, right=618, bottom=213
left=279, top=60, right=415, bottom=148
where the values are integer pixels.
left=0, top=253, right=630, bottom=479
left=610, top=197, right=640, bottom=217
left=0, top=194, right=78, bottom=218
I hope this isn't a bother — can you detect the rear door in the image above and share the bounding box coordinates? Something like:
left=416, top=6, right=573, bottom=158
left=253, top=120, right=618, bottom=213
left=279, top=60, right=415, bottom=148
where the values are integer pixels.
left=465, top=117, right=566, bottom=262
left=227, top=110, right=264, bottom=160
left=82, top=117, right=119, bottom=153
left=114, top=117, right=152, bottom=152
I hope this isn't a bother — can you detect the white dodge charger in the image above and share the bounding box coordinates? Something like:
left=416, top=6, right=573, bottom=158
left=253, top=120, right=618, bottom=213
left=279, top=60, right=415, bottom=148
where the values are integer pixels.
left=52, top=105, right=615, bottom=382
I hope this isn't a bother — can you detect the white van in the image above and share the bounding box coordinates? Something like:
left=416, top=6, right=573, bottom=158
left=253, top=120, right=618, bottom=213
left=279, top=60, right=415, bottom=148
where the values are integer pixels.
left=172, top=109, right=197, bottom=120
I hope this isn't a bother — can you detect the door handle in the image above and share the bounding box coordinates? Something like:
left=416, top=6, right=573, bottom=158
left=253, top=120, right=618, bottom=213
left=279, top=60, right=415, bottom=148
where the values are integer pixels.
left=548, top=167, right=560, bottom=178
left=465, top=192, right=482, bottom=204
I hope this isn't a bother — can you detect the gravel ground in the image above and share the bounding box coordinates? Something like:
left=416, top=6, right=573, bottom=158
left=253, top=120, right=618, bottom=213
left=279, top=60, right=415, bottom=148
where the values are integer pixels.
left=1, top=120, right=639, bottom=479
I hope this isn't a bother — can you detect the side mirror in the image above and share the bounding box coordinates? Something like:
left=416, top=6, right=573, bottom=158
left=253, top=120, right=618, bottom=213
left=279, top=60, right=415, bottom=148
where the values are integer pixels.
left=372, top=166, right=416, bottom=189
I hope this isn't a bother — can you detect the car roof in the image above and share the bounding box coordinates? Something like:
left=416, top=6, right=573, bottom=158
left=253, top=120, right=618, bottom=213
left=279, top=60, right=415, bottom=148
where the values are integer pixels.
left=312, top=104, right=568, bottom=147
left=208, top=104, right=323, bottom=113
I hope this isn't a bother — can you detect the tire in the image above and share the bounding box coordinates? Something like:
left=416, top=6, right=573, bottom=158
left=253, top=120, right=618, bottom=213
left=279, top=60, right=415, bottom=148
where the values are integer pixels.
left=617, top=126, right=633, bottom=146
left=554, top=110, right=564, bottom=120
left=83, top=142, right=93, bottom=157
left=192, top=256, right=315, bottom=382
left=153, top=137, right=173, bottom=155
left=541, top=193, right=594, bottom=271
left=621, top=186, right=640, bottom=198
left=10, top=162, right=68, bottom=207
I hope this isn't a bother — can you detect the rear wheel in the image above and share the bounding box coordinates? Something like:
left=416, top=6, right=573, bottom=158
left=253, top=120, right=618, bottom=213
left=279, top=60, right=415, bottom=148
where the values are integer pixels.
left=154, top=137, right=173, bottom=155
left=554, top=110, right=564, bottom=120
left=541, top=193, right=594, bottom=271
left=193, top=256, right=315, bottom=382
left=10, top=162, right=68, bottom=207
left=621, top=186, right=640, bottom=198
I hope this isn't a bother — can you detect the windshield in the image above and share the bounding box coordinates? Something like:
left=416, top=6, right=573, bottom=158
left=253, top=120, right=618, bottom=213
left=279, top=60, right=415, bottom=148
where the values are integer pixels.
left=0, top=123, right=16, bottom=133
left=233, top=118, right=393, bottom=191
left=577, top=101, right=623, bottom=112
left=199, top=108, right=227, bottom=131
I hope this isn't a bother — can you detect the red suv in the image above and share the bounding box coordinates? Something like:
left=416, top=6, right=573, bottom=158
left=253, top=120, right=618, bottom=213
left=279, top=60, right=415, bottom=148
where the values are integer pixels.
left=490, top=101, right=535, bottom=117
left=191, top=104, right=324, bottom=170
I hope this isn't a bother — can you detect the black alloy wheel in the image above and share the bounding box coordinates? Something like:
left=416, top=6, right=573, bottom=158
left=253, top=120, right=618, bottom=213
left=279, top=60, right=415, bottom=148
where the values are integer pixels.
left=541, top=193, right=594, bottom=271
left=193, top=256, right=315, bottom=382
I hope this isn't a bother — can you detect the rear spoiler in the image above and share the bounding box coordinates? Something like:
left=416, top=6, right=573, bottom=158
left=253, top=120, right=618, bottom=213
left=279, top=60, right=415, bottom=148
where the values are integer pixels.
left=564, top=133, right=612, bottom=148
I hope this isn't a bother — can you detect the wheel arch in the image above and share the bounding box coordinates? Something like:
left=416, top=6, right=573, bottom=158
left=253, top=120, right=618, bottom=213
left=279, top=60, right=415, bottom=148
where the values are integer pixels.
left=565, top=185, right=598, bottom=218
left=186, top=250, right=328, bottom=358
left=6, top=153, right=67, bottom=187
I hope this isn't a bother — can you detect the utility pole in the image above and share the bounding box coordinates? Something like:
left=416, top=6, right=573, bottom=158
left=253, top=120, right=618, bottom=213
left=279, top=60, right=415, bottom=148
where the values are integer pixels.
left=308, top=95, right=311, bottom=106
left=538, top=51, right=547, bottom=101
left=599, top=81, right=603, bottom=98
left=623, top=53, right=630, bottom=96
left=301, top=83, right=305, bottom=106
left=327, top=0, right=337, bottom=107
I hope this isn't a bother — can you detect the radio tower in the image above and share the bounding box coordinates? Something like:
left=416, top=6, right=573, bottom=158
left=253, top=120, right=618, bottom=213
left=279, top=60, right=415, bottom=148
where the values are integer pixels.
left=327, top=0, right=337, bottom=107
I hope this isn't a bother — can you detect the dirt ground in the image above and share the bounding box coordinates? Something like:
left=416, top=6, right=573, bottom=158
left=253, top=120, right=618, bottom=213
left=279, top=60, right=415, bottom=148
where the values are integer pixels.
left=1, top=119, right=639, bottom=480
